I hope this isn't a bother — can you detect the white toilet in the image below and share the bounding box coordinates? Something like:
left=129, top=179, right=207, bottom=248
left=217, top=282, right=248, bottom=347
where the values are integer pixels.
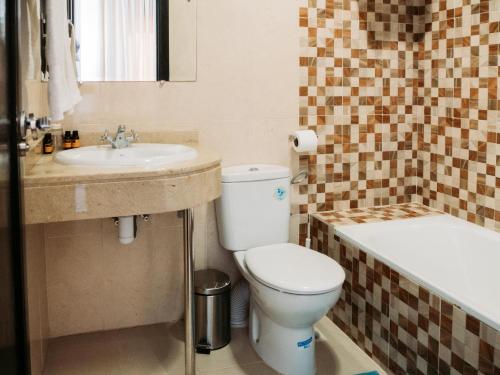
left=216, top=164, right=345, bottom=375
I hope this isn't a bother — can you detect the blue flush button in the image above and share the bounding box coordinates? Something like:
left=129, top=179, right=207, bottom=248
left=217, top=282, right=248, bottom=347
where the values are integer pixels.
left=274, top=187, right=287, bottom=201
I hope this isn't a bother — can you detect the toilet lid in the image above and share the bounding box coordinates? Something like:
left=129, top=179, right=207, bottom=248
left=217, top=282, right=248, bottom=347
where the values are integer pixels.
left=244, top=243, right=345, bottom=295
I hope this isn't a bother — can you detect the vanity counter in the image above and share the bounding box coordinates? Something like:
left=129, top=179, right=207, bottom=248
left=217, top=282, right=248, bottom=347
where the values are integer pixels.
left=24, top=145, right=220, bottom=186
left=22, top=130, right=219, bottom=375
left=23, top=142, right=221, bottom=225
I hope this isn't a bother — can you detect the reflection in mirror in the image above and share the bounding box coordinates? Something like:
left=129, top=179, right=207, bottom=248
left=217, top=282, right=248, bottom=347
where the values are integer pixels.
left=74, top=0, right=158, bottom=81
left=41, top=0, right=197, bottom=82
left=20, top=0, right=43, bottom=81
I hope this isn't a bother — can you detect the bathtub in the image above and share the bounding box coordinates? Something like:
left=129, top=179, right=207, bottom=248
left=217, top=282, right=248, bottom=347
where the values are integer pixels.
left=335, top=214, right=500, bottom=331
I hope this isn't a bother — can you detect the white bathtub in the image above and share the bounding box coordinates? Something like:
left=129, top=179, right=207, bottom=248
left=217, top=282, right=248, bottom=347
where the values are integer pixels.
left=335, top=214, right=500, bottom=331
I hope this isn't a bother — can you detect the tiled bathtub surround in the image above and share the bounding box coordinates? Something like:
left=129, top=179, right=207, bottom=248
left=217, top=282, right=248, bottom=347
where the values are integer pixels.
left=417, top=0, right=500, bottom=232
left=297, top=0, right=420, bottom=243
left=310, top=204, right=500, bottom=375
left=298, top=0, right=500, bottom=242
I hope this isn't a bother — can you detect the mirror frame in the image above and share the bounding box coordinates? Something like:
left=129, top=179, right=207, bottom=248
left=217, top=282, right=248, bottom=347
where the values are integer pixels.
left=156, top=0, right=169, bottom=81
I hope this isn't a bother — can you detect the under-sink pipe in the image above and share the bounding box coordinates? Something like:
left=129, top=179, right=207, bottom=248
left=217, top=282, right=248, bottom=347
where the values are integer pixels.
left=118, top=216, right=136, bottom=245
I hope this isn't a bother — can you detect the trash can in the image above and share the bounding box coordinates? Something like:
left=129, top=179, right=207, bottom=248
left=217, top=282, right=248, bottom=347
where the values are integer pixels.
left=194, top=269, right=231, bottom=353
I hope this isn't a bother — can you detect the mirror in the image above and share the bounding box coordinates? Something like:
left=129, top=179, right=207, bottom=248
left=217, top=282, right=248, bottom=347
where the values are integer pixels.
left=42, top=0, right=197, bottom=82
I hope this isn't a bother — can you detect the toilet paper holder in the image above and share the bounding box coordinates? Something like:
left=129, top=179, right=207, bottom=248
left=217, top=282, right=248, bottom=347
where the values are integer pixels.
left=288, top=134, right=299, bottom=147
left=288, top=130, right=318, bottom=153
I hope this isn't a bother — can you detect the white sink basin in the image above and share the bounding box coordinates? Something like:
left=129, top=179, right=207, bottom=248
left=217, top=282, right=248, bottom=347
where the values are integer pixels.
left=54, top=143, right=198, bottom=168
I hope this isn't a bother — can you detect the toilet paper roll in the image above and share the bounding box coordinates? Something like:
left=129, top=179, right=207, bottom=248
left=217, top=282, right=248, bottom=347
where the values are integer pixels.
left=292, top=130, right=318, bottom=153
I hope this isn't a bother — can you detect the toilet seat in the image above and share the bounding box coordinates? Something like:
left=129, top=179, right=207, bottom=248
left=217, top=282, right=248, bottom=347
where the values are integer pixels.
left=244, top=243, right=345, bottom=295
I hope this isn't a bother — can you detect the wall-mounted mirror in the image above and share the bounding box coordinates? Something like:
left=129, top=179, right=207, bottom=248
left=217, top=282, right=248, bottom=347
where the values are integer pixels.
left=41, top=0, right=197, bottom=82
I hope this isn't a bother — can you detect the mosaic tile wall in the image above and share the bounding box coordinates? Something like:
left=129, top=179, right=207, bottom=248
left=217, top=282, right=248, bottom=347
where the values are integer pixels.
left=296, top=0, right=500, bottom=242
left=296, top=0, right=421, bottom=243
left=310, top=214, right=500, bottom=375
left=417, top=0, right=500, bottom=232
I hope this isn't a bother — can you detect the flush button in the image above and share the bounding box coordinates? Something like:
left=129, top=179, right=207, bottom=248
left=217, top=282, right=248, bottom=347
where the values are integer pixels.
left=249, top=167, right=259, bottom=172
left=274, top=187, right=287, bottom=201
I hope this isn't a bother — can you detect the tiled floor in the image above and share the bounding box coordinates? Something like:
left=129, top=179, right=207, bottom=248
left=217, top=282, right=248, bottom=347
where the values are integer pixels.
left=43, top=317, right=386, bottom=375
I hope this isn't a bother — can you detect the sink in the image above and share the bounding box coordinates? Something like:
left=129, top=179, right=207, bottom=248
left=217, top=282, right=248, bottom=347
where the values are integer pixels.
left=54, top=143, right=198, bottom=168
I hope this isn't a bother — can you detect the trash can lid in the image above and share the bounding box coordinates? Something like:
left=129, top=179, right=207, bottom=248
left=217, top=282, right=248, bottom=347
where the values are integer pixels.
left=194, top=269, right=231, bottom=296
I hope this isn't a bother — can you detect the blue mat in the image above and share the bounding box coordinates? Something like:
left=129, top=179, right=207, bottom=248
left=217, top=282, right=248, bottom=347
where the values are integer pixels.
left=355, top=372, right=380, bottom=375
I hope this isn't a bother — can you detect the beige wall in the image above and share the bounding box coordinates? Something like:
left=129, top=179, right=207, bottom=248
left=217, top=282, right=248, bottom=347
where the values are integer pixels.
left=62, top=0, right=300, bottom=168
left=23, top=0, right=301, bottom=340
left=44, top=213, right=185, bottom=337
left=57, top=0, right=300, bottom=287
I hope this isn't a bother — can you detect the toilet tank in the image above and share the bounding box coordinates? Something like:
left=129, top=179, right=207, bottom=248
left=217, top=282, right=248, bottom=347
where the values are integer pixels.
left=216, top=164, right=290, bottom=251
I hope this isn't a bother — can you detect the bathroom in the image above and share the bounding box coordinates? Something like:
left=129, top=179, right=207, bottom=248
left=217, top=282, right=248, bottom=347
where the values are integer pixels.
left=0, top=0, right=498, bottom=374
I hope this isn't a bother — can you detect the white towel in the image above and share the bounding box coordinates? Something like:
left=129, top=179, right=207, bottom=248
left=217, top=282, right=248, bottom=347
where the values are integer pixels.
left=46, top=0, right=81, bottom=121
left=24, top=0, right=41, bottom=80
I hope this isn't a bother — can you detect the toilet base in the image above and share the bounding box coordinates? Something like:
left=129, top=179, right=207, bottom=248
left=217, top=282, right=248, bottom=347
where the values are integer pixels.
left=249, top=300, right=316, bottom=375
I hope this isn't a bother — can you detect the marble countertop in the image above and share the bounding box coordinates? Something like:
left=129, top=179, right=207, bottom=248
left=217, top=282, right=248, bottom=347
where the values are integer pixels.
left=24, top=145, right=221, bottom=187
left=22, top=130, right=222, bottom=224
left=23, top=130, right=221, bottom=186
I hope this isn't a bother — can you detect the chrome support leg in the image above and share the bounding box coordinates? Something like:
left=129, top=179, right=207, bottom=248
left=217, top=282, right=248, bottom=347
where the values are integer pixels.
left=183, top=208, right=195, bottom=375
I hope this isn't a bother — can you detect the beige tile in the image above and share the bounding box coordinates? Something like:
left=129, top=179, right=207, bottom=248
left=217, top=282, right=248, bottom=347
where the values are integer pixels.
left=152, top=212, right=183, bottom=229
left=44, top=331, right=124, bottom=375
left=43, top=323, right=264, bottom=375
left=98, top=220, right=184, bottom=329
left=43, top=318, right=385, bottom=375
left=315, top=317, right=387, bottom=375
left=44, top=219, right=102, bottom=239
left=199, top=362, right=279, bottom=375
left=136, top=323, right=186, bottom=374
left=45, top=324, right=237, bottom=374
left=45, top=216, right=187, bottom=337
left=45, top=233, right=105, bottom=337
left=139, top=323, right=263, bottom=374
left=195, top=328, right=262, bottom=373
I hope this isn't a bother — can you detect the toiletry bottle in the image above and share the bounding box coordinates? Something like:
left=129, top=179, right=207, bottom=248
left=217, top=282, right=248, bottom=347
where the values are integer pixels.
left=71, top=130, right=80, bottom=148
left=50, top=123, right=63, bottom=150
left=43, top=133, right=54, bottom=154
left=63, top=131, right=72, bottom=149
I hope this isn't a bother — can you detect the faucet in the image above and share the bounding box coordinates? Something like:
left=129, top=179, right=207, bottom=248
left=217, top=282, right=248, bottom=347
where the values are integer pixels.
left=100, top=125, right=138, bottom=149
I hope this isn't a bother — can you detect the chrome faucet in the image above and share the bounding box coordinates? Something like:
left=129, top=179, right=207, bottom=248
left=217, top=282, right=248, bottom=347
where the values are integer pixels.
left=100, top=125, right=138, bottom=149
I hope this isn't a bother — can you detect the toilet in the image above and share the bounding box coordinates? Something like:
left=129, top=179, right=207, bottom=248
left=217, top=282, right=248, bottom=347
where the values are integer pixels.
left=215, top=164, right=345, bottom=375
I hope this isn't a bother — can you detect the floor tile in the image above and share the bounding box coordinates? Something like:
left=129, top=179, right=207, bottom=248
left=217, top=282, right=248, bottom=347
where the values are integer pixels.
left=43, top=318, right=386, bottom=375
left=198, top=362, right=279, bottom=375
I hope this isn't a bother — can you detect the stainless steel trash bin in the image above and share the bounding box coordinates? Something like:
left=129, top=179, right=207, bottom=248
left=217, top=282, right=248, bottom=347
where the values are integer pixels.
left=194, top=269, right=231, bottom=352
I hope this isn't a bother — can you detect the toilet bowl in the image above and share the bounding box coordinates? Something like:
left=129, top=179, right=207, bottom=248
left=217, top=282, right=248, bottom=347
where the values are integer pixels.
left=234, top=245, right=344, bottom=375
left=215, top=164, right=345, bottom=375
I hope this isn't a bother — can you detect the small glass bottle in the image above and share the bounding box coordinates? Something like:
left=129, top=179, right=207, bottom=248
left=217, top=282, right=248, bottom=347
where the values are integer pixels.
left=71, top=130, right=80, bottom=148
left=49, top=123, right=63, bottom=150
left=43, top=133, right=54, bottom=154
left=63, top=131, right=72, bottom=149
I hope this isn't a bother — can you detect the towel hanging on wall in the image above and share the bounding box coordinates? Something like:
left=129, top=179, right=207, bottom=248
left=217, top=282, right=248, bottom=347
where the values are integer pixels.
left=22, top=0, right=42, bottom=80
left=46, top=0, right=81, bottom=121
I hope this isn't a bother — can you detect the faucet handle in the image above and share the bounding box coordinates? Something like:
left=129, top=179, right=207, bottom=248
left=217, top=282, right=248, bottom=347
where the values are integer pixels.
left=117, top=124, right=126, bottom=133
left=128, top=129, right=139, bottom=143
left=27, top=113, right=39, bottom=140
left=100, top=129, right=110, bottom=142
